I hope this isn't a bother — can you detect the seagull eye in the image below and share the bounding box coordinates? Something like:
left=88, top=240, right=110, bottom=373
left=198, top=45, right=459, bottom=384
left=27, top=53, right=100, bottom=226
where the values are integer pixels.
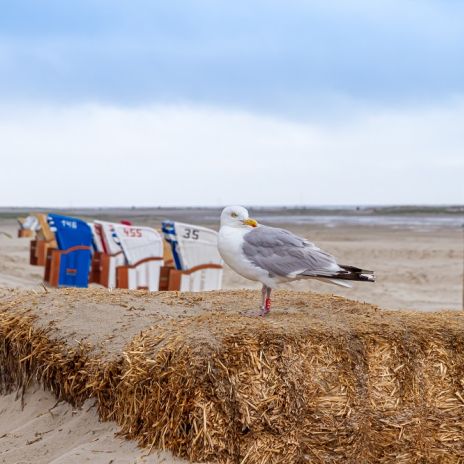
left=231, top=212, right=238, bottom=218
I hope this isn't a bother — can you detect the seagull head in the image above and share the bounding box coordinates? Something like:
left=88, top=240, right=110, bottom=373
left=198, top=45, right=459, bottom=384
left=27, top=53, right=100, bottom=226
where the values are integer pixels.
left=220, top=206, right=258, bottom=229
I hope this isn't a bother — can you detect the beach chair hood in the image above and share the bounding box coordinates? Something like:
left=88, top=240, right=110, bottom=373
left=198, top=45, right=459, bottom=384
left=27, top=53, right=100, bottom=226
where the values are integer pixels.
left=48, top=214, right=93, bottom=250
left=162, top=221, right=222, bottom=270
left=112, top=224, right=163, bottom=266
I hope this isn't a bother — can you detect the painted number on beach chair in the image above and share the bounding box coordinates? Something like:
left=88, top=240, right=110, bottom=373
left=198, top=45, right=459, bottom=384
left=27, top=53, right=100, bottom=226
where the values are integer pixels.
left=122, top=227, right=142, bottom=238
left=61, top=219, right=78, bottom=229
left=182, top=228, right=199, bottom=240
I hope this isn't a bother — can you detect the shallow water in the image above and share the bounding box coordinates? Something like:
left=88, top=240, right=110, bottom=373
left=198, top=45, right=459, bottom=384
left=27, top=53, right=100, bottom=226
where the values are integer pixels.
left=253, top=213, right=464, bottom=229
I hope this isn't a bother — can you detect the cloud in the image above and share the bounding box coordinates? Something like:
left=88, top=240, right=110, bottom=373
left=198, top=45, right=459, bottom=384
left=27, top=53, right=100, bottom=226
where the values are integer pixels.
left=0, top=1, right=463, bottom=115
left=0, top=100, right=462, bottom=207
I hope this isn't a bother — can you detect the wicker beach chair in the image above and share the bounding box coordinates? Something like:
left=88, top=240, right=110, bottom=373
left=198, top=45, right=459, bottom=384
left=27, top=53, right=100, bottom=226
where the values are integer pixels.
left=161, top=221, right=223, bottom=292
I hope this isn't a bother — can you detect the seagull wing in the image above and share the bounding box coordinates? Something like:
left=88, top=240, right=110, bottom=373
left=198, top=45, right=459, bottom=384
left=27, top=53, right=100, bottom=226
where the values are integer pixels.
left=242, top=225, right=341, bottom=278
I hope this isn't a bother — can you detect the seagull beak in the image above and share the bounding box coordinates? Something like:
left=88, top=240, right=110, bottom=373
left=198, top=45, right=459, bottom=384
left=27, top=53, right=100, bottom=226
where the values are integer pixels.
left=243, top=218, right=258, bottom=228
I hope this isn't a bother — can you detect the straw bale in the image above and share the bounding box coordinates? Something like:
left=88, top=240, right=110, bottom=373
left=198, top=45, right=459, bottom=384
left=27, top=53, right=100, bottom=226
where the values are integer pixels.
left=114, top=311, right=464, bottom=463
left=0, top=299, right=94, bottom=404
left=1, top=288, right=464, bottom=463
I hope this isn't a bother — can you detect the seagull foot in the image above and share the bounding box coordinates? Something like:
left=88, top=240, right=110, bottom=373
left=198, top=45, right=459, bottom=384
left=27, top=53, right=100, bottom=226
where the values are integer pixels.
left=258, top=304, right=271, bottom=317
left=246, top=298, right=271, bottom=317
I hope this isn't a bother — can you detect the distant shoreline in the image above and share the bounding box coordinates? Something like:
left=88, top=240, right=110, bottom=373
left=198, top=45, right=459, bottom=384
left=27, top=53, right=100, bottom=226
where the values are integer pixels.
left=1, top=205, right=462, bottom=229
left=1, top=204, right=463, bottom=215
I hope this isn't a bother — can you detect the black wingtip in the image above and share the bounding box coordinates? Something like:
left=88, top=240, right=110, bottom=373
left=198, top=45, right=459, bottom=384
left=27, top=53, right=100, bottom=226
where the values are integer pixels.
left=337, top=265, right=376, bottom=282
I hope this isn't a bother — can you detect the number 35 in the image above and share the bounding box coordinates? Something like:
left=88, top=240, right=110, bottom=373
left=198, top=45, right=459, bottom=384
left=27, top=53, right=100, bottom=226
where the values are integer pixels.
left=183, top=228, right=199, bottom=240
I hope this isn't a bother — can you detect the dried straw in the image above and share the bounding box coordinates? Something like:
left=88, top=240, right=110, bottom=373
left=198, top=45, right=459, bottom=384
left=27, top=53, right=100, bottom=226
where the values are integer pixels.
left=1, top=289, right=464, bottom=463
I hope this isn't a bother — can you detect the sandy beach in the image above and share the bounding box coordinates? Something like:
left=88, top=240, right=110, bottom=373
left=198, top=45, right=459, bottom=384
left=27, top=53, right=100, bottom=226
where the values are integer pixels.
left=0, top=384, right=184, bottom=464
left=1, top=211, right=462, bottom=312
left=0, top=208, right=463, bottom=463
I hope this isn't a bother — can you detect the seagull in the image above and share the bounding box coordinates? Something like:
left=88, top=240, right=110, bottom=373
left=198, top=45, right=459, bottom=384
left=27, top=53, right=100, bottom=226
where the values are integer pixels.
left=218, top=205, right=375, bottom=316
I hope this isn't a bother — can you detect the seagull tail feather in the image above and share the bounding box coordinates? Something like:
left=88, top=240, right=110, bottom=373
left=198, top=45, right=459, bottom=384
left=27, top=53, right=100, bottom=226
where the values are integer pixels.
left=302, top=265, right=375, bottom=283
left=335, top=265, right=376, bottom=282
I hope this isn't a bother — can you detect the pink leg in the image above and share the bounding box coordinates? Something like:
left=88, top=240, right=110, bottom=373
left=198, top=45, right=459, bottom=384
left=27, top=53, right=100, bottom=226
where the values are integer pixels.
left=261, top=285, right=266, bottom=305
left=259, top=286, right=272, bottom=316
left=243, top=286, right=271, bottom=318
left=264, top=287, right=272, bottom=315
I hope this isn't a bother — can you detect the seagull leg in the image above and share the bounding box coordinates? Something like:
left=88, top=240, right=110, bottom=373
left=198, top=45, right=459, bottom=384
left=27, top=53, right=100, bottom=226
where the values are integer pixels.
left=264, top=287, right=272, bottom=315
left=257, top=286, right=272, bottom=317
left=243, top=286, right=268, bottom=318
left=259, top=284, right=267, bottom=316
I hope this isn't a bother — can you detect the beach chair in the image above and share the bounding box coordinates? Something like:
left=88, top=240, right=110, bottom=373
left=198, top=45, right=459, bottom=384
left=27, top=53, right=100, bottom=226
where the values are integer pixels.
left=88, top=222, right=105, bottom=284
left=159, top=236, right=175, bottom=290
left=93, top=221, right=127, bottom=288
left=45, top=214, right=93, bottom=288
left=30, top=214, right=57, bottom=266
left=17, top=215, right=39, bottom=238
left=161, top=221, right=223, bottom=292
left=113, top=224, right=164, bottom=291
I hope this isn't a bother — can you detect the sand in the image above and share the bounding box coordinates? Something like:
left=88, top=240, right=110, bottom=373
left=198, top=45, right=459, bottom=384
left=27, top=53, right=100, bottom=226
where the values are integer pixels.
left=0, top=213, right=463, bottom=463
left=0, top=384, right=185, bottom=464
left=1, top=217, right=462, bottom=311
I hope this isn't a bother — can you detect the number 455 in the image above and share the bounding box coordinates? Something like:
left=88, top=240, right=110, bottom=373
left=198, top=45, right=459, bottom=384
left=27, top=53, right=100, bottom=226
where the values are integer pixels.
left=182, top=228, right=199, bottom=240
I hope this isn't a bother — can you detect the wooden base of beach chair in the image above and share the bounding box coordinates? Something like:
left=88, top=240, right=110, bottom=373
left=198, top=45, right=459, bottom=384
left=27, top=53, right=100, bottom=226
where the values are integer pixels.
left=99, top=252, right=126, bottom=288
left=116, top=257, right=163, bottom=291
left=99, top=253, right=111, bottom=287
left=30, top=240, right=50, bottom=266
left=30, top=240, right=40, bottom=265
left=44, top=248, right=54, bottom=283
left=159, top=265, right=175, bottom=291
left=45, top=246, right=92, bottom=288
left=18, top=229, right=34, bottom=238
left=165, top=264, right=223, bottom=291
left=89, top=252, right=103, bottom=284
left=46, top=249, right=63, bottom=287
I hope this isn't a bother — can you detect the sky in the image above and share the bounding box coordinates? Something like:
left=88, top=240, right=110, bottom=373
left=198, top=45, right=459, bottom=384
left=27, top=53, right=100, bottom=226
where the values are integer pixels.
left=0, top=0, right=463, bottom=207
